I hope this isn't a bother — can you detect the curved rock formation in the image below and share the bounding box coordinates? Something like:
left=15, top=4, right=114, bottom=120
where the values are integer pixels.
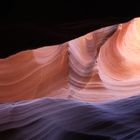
left=1, top=18, right=140, bottom=102
left=0, top=95, right=140, bottom=140
left=98, top=17, right=140, bottom=92
left=0, top=44, right=68, bottom=101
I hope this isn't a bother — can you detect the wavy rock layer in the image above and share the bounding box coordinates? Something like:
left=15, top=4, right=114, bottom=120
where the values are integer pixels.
left=98, top=18, right=140, bottom=92
left=1, top=18, right=140, bottom=102
left=0, top=44, right=68, bottom=101
left=0, top=96, right=140, bottom=140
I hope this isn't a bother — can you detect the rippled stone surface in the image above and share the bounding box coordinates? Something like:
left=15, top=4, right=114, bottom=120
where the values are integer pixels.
left=1, top=18, right=140, bottom=102
left=0, top=95, right=140, bottom=140
left=0, top=25, right=118, bottom=102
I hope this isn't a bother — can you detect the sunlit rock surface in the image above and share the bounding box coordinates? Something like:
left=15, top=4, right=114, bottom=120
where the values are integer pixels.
left=1, top=18, right=140, bottom=102
left=1, top=17, right=140, bottom=140
left=0, top=44, right=69, bottom=101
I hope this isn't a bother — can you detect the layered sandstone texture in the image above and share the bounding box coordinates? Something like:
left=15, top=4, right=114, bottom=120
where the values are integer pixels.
left=0, top=18, right=140, bottom=102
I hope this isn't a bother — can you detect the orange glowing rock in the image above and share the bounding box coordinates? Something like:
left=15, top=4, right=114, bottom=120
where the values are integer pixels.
left=98, top=17, right=140, bottom=91
left=0, top=44, right=69, bottom=101
left=1, top=17, right=140, bottom=102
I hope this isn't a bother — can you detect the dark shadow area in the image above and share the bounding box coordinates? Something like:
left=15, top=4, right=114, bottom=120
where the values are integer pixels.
left=0, top=1, right=139, bottom=58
